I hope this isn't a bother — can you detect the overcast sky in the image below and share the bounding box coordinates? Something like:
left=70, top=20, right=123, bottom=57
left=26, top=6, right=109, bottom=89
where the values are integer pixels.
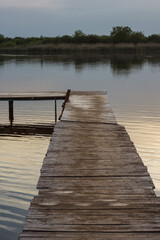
left=0, top=0, right=159, bottom=37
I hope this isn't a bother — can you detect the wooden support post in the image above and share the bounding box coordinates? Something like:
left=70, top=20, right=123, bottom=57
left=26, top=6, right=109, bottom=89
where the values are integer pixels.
left=9, top=101, right=14, bottom=127
left=55, top=98, right=57, bottom=123
left=59, top=89, right=71, bottom=120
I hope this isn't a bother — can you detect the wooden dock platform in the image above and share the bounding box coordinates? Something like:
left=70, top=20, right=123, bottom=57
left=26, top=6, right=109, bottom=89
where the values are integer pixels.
left=0, top=91, right=67, bottom=128
left=19, top=91, right=160, bottom=239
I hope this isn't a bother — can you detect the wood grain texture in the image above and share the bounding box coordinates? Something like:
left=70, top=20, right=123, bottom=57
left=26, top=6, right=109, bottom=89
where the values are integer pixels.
left=19, top=232, right=160, bottom=240
left=0, top=92, right=66, bottom=101
left=19, top=91, right=160, bottom=239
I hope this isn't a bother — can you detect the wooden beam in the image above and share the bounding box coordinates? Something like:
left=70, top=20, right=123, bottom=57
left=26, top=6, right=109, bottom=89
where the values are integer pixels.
left=59, top=89, right=71, bottom=120
left=0, top=92, right=66, bottom=101
left=9, top=100, right=14, bottom=127
left=55, top=98, right=57, bottom=123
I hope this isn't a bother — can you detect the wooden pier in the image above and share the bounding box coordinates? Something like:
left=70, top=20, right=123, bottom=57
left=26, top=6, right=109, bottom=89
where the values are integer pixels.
left=0, top=91, right=68, bottom=133
left=19, top=91, right=160, bottom=239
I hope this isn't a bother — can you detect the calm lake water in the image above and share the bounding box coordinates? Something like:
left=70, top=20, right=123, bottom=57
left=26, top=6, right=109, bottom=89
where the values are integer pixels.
left=0, top=53, right=160, bottom=239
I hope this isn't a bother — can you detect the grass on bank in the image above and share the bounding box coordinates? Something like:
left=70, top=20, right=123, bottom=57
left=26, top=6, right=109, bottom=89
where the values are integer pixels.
left=0, top=27, right=160, bottom=54
left=1, top=43, right=160, bottom=55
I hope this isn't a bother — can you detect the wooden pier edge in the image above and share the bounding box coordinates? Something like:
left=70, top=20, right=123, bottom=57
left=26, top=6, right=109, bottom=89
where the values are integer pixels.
left=19, top=90, right=160, bottom=240
left=0, top=91, right=68, bottom=130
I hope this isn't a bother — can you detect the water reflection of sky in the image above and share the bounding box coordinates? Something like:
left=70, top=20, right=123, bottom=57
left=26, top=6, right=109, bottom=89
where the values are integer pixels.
left=0, top=135, right=50, bottom=240
left=0, top=55, right=160, bottom=100
left=0, top=54, right=160, bottom=239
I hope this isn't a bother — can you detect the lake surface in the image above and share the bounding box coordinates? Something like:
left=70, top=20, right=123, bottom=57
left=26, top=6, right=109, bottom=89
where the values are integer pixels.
left=0, top=53, right=160, bottom=239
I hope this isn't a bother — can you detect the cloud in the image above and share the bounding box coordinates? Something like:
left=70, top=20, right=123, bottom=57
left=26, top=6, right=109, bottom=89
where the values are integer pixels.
left=0, top=0, right=160, bottom=37
left=0, top=0, right=64, bottom=8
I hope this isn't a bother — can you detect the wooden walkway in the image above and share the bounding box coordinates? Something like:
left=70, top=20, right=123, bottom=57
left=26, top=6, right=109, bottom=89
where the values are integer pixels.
left=19, top=91, right=160, bottom=239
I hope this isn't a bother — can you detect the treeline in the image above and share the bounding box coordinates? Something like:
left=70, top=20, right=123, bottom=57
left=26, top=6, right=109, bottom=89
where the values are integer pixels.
left=0, top=26, right=160, bottom=48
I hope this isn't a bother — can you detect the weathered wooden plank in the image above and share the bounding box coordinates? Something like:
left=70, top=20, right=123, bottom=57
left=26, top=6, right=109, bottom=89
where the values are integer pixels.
left=0, top=92, right=66, bottom=101
left=30, top=196, right=160, bottom=209
left=42, top=161, right=145, bottom=168
left=47, top=147, right=137, bottom=154
left=55, top=120, right=123, bottom=129
left=42, top=158, right=146, bottom=165
left=41, top=160, right=147, bottom=168
left=50, top=132, right=132, bottom=140
left=38, top=187, right=156, bottom=197
left=30, top=201, right=160, bottom=211
left=46, top=149, right=139, bottom=158
left=41, top=168, right=150, bottom=177
left=43, top=151, right=142, bottom=160
left=37, top=176, right=155, bottom=191
left=50, top=133, right=130, bottom=141
left=50, top=137, right=132, bottom=145
left=64, top=91, right=107, bottom=95
left=23, top=221, right=160, bottom=232
left=38, top=188, right=155, bottom=196
left=26, top=209, right=160, bottom=224
left=62, top=116, right=116, bottom=124
left=38, top=188, right=158, bottom=200
left=50, top=129, right=131, bottom=137
left=19, top=232, right=160, bottom=240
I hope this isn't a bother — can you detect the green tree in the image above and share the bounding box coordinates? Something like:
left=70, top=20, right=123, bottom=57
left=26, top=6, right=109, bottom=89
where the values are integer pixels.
left=85, top=34, right=100, bottom=43
left=100, top=35, right=111, bottom=43
left=60, top=35, right=73, bottom=43
left=14, top=37, right=26, bottom=45
left=131, top=31, right=146, bottom=44
left=73, top=30, right=85, bottom=38
left=110, top=26, right=133, bottom=43
left=147, top=34, right=160, bottom=43
left=0, top=34, right=5, bottom=44
left=73, top=30, right=86, bottom=43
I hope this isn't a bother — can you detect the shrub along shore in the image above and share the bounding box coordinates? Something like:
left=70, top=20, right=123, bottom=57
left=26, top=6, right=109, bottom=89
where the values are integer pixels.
left=1, top=43, right=160, bottom=55
left=0, top=27, right=160, bottom=54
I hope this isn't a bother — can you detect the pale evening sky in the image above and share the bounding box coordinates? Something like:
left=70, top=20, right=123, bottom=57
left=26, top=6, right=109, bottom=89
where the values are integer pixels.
left=0, top=0, right=159, bottom=37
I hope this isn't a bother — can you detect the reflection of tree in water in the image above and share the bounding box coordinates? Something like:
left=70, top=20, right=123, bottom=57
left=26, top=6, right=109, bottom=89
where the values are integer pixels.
left=73, top=54, right=160, bottom=74
left=0, top=54, right=160, bottom=75
left=0, top=55, right=38, bottom=67
left=147, top=57, right=160, bottom=67
left=75, top=62, right=83, bottom=72
left=110, top=54, right=145, bottom=75
left=0, top=56, right=6, bottom=66
left=74, top=57, right=107, bottom=72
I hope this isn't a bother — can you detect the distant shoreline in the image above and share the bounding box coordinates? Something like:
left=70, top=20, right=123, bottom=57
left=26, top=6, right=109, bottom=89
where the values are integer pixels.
left=1, top=27, right=160, bottom=54
left=1, top=43, right=160, bottom=55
